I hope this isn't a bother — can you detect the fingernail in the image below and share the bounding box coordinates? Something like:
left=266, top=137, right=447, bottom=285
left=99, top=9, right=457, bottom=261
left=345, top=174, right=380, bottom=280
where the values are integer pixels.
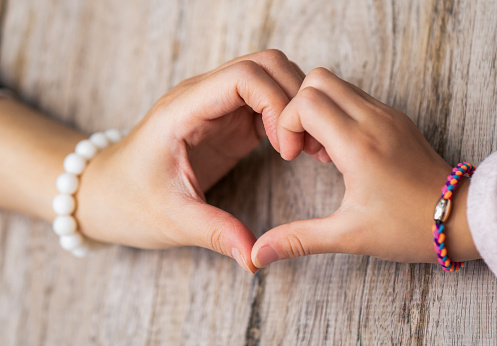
left=231, top=248, right=253, bottom=274
left=280, top=151, right=291, bottom=161
left=255, top=245, right=280, bottom=268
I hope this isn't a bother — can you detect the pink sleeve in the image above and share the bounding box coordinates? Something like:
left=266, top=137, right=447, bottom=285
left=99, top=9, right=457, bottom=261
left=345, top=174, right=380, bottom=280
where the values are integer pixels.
left=467, top=151, right=497, bottom=276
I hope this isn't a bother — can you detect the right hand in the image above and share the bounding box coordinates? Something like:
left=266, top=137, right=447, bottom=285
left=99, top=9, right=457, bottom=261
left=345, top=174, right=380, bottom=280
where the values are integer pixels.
left=76, top=50, right=305, bottom=273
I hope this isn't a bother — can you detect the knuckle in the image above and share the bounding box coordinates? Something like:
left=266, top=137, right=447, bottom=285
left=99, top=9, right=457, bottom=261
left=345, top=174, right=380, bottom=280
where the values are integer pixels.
left=283, top=225, right=311, bottom=259
left=207, top=226, right=224, bottom=255
left=259, top=49, right=289, bottom=64
left=296, top=86, right=323, bottom=105
left=292, top=87, right=325, bottom=114
left=305, top=67, right=332, bottom=84
left=230, top=60, right=262, bottom=77
left=204, top=217, right=239, bottom=256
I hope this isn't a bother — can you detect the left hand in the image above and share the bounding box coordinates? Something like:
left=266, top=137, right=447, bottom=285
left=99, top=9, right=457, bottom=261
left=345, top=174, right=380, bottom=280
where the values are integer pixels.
left=251, top=68, right=479, bottom=269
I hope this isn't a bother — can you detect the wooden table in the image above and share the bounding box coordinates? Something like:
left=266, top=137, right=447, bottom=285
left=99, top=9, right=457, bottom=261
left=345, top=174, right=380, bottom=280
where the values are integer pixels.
left=1, top=0, right=496, bottom=344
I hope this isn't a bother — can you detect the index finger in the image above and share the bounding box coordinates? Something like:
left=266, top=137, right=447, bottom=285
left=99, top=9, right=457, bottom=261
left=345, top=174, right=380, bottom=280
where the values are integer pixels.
left=277, top=86, right=355, bottom=171
left=198, top=50, right=305, bottom=149
left=206, top=50, right=304, bottom=99
left=166, top=60, right=291, bottom=149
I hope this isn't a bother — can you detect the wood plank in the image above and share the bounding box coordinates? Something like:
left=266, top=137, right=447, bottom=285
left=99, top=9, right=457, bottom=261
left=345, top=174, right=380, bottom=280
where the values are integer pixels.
left=0, top=0, right=496, bottom=345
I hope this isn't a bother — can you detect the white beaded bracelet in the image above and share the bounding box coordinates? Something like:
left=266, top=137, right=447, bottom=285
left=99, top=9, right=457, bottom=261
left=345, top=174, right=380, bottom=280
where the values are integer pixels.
left=52, top=129, right=127, bottom=257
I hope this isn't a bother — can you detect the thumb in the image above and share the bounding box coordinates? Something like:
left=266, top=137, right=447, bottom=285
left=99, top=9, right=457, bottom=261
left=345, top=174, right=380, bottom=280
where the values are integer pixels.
left=251, top=212, right=357, bottom=268
left=182, top=200, right=258, bottom=274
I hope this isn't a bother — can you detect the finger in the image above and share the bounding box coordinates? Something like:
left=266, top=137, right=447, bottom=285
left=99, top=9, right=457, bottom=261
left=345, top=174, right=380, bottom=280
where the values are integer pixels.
left=290, top=61, right=306, bottom=79
left=301, top=68, right=378, bottom=121
left=303, top=132, right=322, bottom=156
left=207, top=50, right=305, bottom=150
left=303, top=133, right=332, bottom=163
left=165, top=51, right=305, bottom=105
left=168, top=60, right=291, bottom=150
left=165, top=50, right=304, bottom=151
left=276, top=86, right=354, bottom=163
left=251, top=212, right=357, bottom=268
left=316, top=147, right=332, bottom=163
left=295, top=66, right=332, bottom=163
left=205, top=50, right=304, bottom=100
left=294, top=65, right=335, bottom=162
left=182, top=200, right=258, bottom=274
left=253, top=112, right=267, bottom=141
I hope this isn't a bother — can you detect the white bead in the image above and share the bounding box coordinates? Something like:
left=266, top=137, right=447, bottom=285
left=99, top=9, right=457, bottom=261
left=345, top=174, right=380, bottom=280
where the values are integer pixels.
left=52, top=194, right=76, bottom=215
left=89, top=132, right=109, bottom=149
left=52, top=215, right=77, bottom=235
left=59, top=233, right=83, bottom=250
left=63, top=153, right=87, bottom=175
left=104, top=128, right=122, bottom=143
left=56, top=173, right=79, bottom=194
left=71, top=244, right=90, bottom=258
left=75, top=139, right=98, bottom=159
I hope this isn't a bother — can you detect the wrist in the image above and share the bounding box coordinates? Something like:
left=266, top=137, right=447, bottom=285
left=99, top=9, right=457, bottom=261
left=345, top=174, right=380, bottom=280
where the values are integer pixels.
left=52, top=130, right=126, bottom=256
left=73, top=141, right=115, bottom=242
left=0, top=98, right=86, bottom=221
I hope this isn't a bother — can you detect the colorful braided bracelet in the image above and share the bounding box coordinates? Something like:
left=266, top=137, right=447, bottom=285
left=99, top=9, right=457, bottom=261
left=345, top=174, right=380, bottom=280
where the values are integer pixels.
left=432, top=162, right=476, bottom=272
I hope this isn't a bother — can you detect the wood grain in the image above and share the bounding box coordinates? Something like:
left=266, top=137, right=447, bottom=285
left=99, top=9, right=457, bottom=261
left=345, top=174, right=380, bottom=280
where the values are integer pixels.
left=1, top=0, right=496, bottom=345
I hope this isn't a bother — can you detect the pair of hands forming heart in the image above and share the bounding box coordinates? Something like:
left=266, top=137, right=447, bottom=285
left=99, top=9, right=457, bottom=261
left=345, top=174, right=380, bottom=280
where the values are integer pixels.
left=76, top=50, right=479, bottom=273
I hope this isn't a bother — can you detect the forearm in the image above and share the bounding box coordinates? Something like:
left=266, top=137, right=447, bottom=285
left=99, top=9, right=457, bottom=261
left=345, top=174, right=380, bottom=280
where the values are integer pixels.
left=0, top=98, right=86, bottom=221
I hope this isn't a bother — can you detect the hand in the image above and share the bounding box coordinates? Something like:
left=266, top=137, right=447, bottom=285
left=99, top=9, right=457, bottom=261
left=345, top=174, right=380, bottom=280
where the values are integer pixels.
left=251, top=68, right=480, bottom=269
left=75, top=50, right=305, bottom=273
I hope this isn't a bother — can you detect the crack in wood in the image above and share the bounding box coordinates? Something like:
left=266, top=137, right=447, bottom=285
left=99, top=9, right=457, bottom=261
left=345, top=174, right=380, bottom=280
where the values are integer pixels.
left=414, top=264, right=432, bottom=344
left=244, top=268, right=267, bottom=346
